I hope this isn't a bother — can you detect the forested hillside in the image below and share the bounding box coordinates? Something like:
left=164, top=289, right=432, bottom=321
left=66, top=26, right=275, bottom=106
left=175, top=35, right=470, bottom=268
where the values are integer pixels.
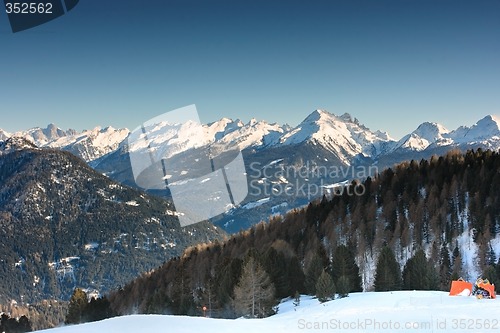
left=0, top=138, right=226, bottom=306
left=107, top=149, right=500, bottom=318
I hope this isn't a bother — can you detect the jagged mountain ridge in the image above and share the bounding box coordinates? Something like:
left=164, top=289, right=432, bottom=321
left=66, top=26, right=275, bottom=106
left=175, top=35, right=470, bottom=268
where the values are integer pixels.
left=2, top=112, right=500, bottom=232
left=0, top=139, right=226, bottom=304
left=0, top=124, right=129, bottom=162
left=2, top=112, right=499, bottom=166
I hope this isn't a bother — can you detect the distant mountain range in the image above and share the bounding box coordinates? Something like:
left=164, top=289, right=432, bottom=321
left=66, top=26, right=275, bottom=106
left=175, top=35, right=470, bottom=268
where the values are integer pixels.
left=0, top=124, right=129, bottom=162
left=2, top=111, right=499, bottom=232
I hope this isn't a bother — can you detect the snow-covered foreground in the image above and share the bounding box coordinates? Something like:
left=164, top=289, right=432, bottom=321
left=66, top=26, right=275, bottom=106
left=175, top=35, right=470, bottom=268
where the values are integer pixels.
left=37, top=291, right=500, bottom=333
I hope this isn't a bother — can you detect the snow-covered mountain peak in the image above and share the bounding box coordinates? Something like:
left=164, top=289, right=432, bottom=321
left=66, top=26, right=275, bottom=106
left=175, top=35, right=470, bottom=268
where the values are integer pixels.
left=375, top=130, right=393, bottom=141
left=21, top=123, right=73, bottom=146
left=339, top=112, right=354, bottom=123
left=0, top=124, right=130, bottom=162
left=0, top=129, right=10, bottom=141
left=248, top=117, right=259, bottom=126
left=450, top=114, right=500, bottom=143
left=213, top=118, right=287, bottom=151
left=0, top=136, right=38, bottom=155
left=394, top=122, right=450, bottom=152
left=475, top=115, right=500, bottom=133
left=301, top=109, right=330, bottom=123
left=414, top=122, right=449, bottom=141
left=277, top=109, right=393, bottom=163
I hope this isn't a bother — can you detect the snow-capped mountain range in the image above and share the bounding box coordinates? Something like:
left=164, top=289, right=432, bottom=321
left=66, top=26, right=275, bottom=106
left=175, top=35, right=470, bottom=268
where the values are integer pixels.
left=2, top=111, right=499, bottom=232
left=0, top=124, right=129, bottom=162
left=2, top=111, right=499, bottom=165
left=393, top=115, right=500, bottom=152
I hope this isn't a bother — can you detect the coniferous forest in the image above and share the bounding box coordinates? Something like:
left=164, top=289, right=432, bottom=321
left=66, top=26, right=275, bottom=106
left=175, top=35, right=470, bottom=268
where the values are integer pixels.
left=102, top=149, right=500, bottom=319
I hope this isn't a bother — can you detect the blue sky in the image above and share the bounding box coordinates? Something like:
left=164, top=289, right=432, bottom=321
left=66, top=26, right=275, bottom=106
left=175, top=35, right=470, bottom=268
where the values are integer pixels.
left=1, top=0, right=499, bottom=139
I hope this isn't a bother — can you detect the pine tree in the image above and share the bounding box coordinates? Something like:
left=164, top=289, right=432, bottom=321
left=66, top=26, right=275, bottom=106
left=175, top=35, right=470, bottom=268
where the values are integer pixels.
left=482, top=265, right=499, bottom=294
left=263, top=248, right=290, bottom=298
left=233, top=256, right=276, bottom=318
left=451, top=244, right=463, bottom=281
left=402, top=250, right=439, bottom=290
left=315, top=270, right=335, bottom=303
left=81, top=296, right=115, bottom=322
left=18, top=315, right=32, bottom=333
left=215, top=257, right=243, bottom=312
left=332, top=245, right=362, bottom=292
left=374, top=246, right=402, bottom=291
left=65, top=288, right=88, bottom=324
left=439, top=245, right=452, bottom=291
left=336, top=275, right=352, bottom=298
left=305, top=253, right=324, bottom=295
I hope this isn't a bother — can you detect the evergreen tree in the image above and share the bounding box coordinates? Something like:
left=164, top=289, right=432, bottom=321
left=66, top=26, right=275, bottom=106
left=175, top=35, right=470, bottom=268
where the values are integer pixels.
left=233, top=256, right=276, bottom=318
left=374, top=246, right=402, bottom=291
left=305, top=253, right=324, bottom=295
left=171, top=261, right=194, bottom=315
left=215, top=257, right=243, bottom=315
left=332, top=245, right=362, bottom=292
left=263, top=248, right=291, bottom=298
left=315, top=270, right=336, bottom=303
left=439, top=245, right=452, bottom=291
left=18, top=315, right=32, bottom=333
left=81, top=296, right=115, bottom=323
left=402, top=250, right=439, bottom=290
left=482, top=265, right=499, bottom=294
left=0, top=313, right=32, bottom=333
left=288, top=256, right=306, bottom=295
left=336, top=275, right=351, bottom=298
left=451, top=244, right=463, bottom=281
left=65, top=288, right=88, bottom=324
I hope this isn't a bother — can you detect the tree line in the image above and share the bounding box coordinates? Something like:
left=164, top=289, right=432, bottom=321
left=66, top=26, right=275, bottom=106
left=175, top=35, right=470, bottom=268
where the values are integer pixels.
left=0, top=313, right=31, bottom=333
left=70, top=149, right=500, bottom=321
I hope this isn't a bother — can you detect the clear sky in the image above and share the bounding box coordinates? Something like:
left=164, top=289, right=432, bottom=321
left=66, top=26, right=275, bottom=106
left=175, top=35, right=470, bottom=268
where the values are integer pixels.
left=1, top=0, right=499, bottom=139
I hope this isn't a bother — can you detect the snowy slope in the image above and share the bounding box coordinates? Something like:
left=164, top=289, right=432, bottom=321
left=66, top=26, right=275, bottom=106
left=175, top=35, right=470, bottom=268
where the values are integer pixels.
left=394, top=122, right=451, bottom=151
left=2, top=112, right=499, bottom=164
left=127, top=117, right=287, bottom=160
left=392, top=115, right=500, bottom=152
left=276, top=110, right=393, bottom=164
left=0, top=124, right=129, bottom=162
left=450, top=115, right=500, bottom=146
left=46, top=126, right=130, bottom=162
left=36, top=291, right=500, bottom=333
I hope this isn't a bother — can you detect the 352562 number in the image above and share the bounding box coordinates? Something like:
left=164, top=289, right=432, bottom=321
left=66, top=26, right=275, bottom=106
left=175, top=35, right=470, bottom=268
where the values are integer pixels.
left=5, top=2, right=53, bottom=14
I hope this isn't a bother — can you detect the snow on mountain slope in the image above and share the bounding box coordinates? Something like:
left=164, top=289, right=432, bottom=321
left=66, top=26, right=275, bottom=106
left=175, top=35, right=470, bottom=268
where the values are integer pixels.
left=393, top=115, right=500, bottom=152
left=394, top=122, right=451, bottom=151
left=0, top=124, right=129, bottom=162
left=20, top=123, right=74, bottom=146
left=47, top=126, right=130, bottom=162
left=36, top=291, right=500, bottom=333
left=0, top=137, right=39, bottom=155
left=213, top=118, right=286, bottom=151
left=277, top=110, right=394, bottom=164
left=2, top=112, right=500, bottom=165
left=0, top=129, right=11, bottom=141
left=450, top=115, right=500, bottom=144
left=127, top=117, right=288, bottom=159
